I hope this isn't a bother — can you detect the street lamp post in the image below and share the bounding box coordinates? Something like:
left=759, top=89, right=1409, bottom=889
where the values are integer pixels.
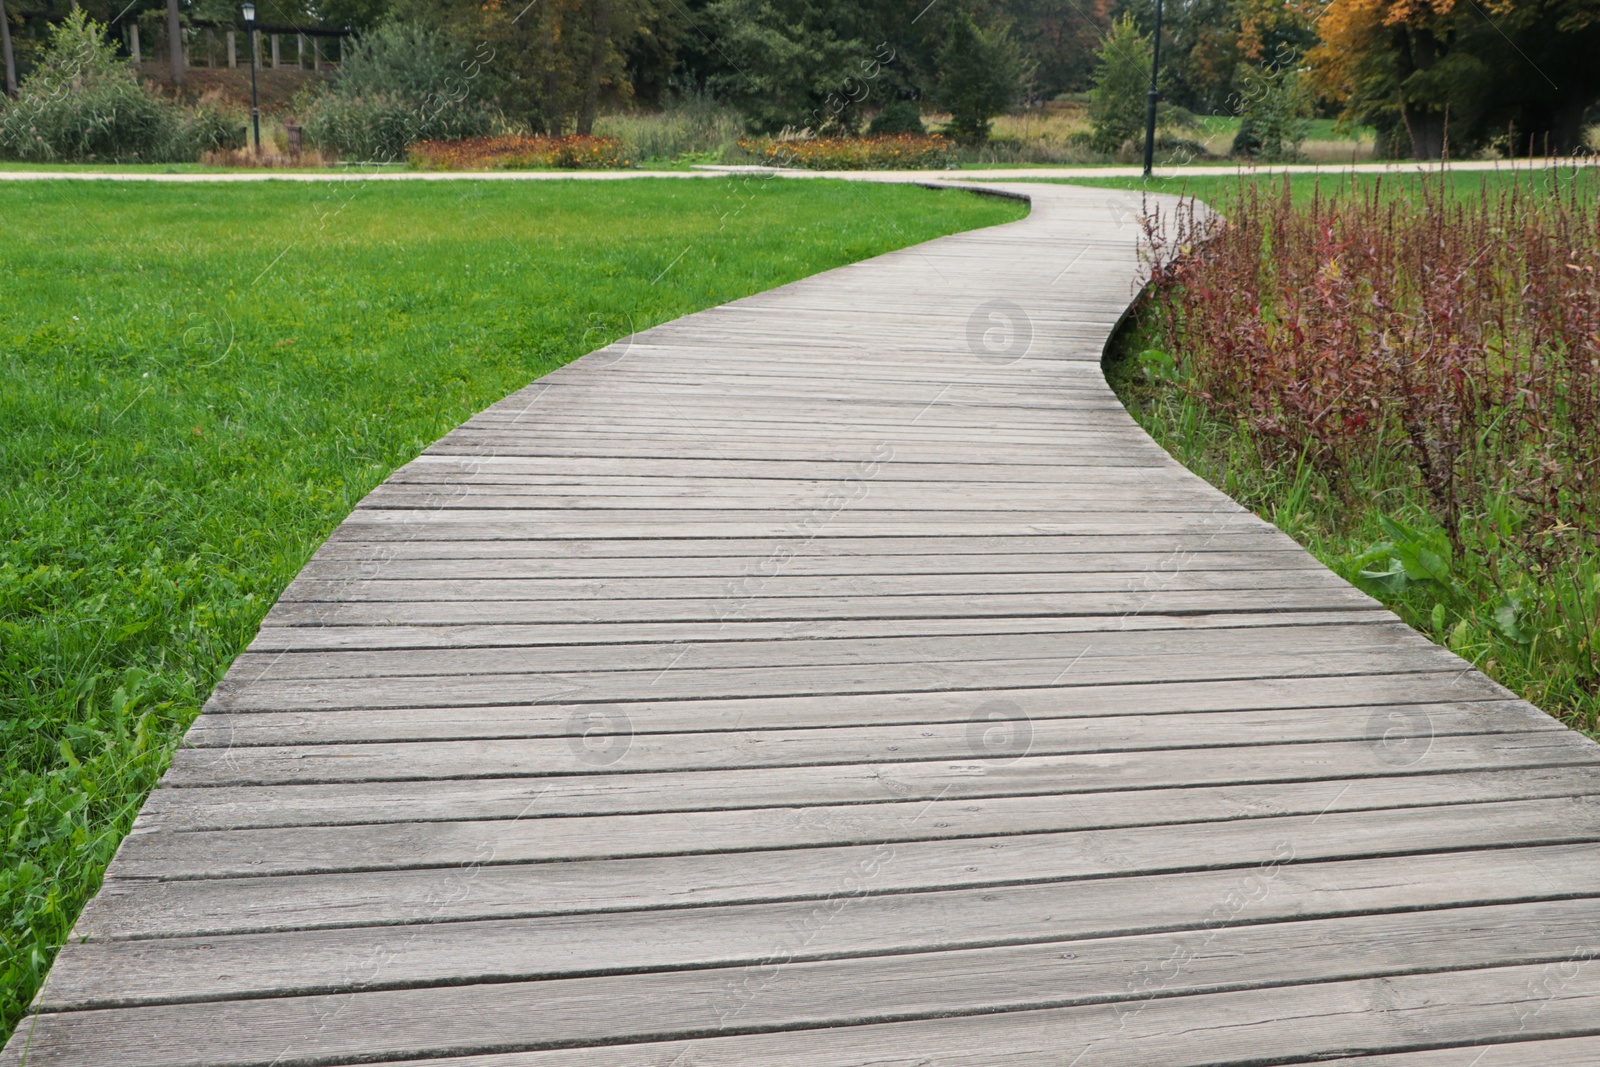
left=1, top=0, right=18, bottom=99
left=242, top=2, right=260, bottom=153
left=1141, top=0, right=1165, bottom=179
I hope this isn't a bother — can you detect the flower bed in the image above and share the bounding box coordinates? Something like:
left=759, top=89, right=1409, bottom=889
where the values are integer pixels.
left=408, top=135, right=631, bottom=170
left=738, top=134, right=954, bottom=170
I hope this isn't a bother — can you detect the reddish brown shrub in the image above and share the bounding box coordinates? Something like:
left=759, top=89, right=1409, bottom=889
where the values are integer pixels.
left=737, top=134, right=954, bottom=170
left=1143, top=171, right=1600, bottom=562
left=408, top=135, right=631, bottom=170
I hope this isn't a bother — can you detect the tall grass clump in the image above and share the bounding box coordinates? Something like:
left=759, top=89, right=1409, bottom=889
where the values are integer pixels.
left=594, top=93, right=744, bottom=163
left=0, top=11, right=245, bottom=164
left=0, top=10, right=170, bottom=163
left=1123, top=170, right=1600, bottom=730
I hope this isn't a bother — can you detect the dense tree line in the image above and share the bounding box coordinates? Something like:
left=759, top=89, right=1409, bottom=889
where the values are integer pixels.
left=2, top=0, right=1596, bottom=157
left=0, top=0, right=1095, bottom=129
left=1130, top=0, right=1598, bottom=157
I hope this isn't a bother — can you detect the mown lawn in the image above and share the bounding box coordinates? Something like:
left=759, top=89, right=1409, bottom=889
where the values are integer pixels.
left=1052, top=167, right=1577, bottom=202
left=0, top=176, right=1024, bottom=1042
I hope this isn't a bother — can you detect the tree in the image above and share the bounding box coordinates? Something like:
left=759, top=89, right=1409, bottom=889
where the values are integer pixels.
left=1308, top=0, right=1600, bottom=158
left=701, top=0, right=881, bottom=133
left=1085, top=14, right=1149, bottom=153
left=994, top=0, right=1111, bottom=98
left=935, top=9, right=1026, bottom=144
left=1110, top=0, right=1314, bottom=117
left=1310, top=0, right=1474, bottom=157
left=392, top=0, right=661, bottom=135
left=1230, top=56, right=1311, bottom=159
left=311, top=0, right=396, bottom=32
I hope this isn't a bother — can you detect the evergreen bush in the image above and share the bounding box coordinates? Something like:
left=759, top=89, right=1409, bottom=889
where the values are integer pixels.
left=868, top=99, right=926, bottom=136
left=1085, top=16, right=1150, bottom=155
left=936, top=11, right=1027, bottom=145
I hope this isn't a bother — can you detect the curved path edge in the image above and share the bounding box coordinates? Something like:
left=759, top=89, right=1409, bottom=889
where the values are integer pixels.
left=5, top=180, right=1600, bottom=1067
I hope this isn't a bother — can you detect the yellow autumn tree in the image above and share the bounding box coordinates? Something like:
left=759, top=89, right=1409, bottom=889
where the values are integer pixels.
left=1308, top=0, right=1600, bottom=158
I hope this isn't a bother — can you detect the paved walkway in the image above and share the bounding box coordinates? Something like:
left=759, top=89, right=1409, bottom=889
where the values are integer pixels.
left=0, top=157, right=1591, bottom=182
left=5, top=181, right=1600, bottom=1066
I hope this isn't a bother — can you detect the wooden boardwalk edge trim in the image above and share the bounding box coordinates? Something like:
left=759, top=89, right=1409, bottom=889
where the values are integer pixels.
left=5, top=180, right=1598, bottom=1067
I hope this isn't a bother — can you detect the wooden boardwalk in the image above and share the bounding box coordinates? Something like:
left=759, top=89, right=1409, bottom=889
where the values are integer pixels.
left=7, top=181, right=1600, bottom=1066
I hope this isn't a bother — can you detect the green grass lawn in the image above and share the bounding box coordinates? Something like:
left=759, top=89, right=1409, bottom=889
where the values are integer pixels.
left=0, top=177, right=1024, bottom=1042
left=1192, top=115, right=1372, bottom=141
left=0, top=160, right=411, bottom=174
left=1046, top=166, right=1584, bottom=203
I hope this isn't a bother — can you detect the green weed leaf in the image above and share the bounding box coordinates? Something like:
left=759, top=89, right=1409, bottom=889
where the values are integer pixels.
left=1138, top=348, right=1179, bottom=384
left=1492, top=596, right=1532, bottom=646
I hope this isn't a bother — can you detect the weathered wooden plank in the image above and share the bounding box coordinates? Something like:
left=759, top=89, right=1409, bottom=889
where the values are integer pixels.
left=275, top=570, right=1350, bottom=605
left=191, top=669, right=1501, bottom=731
left=1310, top=1039, right=1600, bottom=1065
left=336, top=511, right=1262, bottom=535
left=357, top=489, right=1238, bottom=512
left=137, top=761, right=1599, bottom=833
left=392, top=457, right=1181, bottom=480
left=227, top=622, right=1408, bottom=681
left=243, top=610, right=1392, bottom=656
left=153, top=733, right=1598, bottom=826
left=165, top=702, right=1554, bottom=790
left=310, top=529, right=1300, bottom=557
left=257, top=963, right=1600, bottom=1067
left=75, top=795, right=1600, bottom=938
left=257, top=588, right=1378, bottom=627
left=14, top=902, right=1600, bottom=1066
left=201, top=644, right=1464, bottom=711
left=416, top=444, right=1179, bottom=466
left=37, top=842, right=1600, bottom=1009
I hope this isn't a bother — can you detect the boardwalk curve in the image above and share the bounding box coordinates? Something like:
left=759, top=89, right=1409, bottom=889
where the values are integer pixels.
left=6, top=181, right=1600, bottom=1066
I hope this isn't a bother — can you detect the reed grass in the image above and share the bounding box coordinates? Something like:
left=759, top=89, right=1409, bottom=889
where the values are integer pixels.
left=1111, top=168, right=1600, bottom=733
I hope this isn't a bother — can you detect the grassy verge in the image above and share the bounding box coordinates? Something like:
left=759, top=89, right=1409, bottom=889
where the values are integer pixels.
left=0, top=177, right=1025, bottom=1042
left=0, top=161, right=416, bottom=174
left=1049, top=166, right=1588, bottom=202
left=1104, top=170, right=1599, bottom=735
left=1108, top=330, right=1600, bottom=734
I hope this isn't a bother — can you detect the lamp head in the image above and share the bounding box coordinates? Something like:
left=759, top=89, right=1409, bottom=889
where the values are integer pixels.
left=241, top=3, right=256, bottom=24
